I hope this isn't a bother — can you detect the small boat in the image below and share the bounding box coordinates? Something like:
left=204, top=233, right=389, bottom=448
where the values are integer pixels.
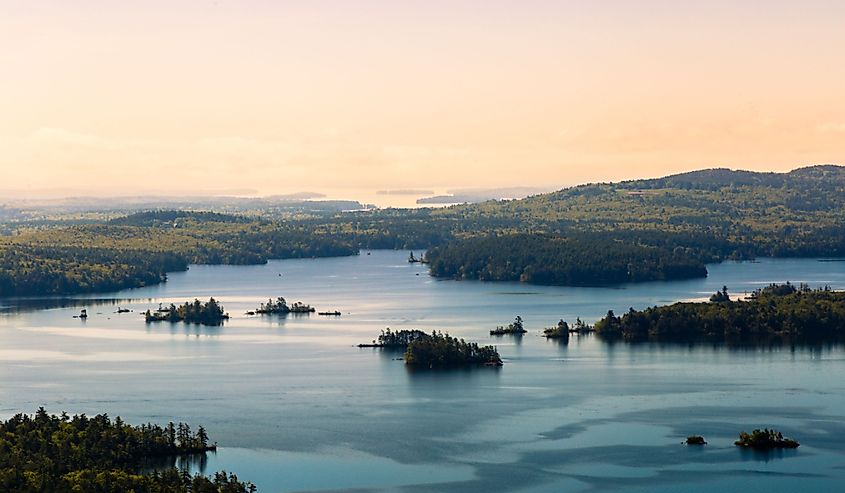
left=76, top=309, right=88, bottom=319
left=116, top=307, right=131, bottom=313
left=318, top=311, right=342, bottom=316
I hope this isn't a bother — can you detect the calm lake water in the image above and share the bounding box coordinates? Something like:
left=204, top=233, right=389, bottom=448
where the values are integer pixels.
left=2, top=251, right=845, bottom=492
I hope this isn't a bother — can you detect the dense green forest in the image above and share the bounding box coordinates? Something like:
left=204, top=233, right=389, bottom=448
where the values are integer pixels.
left=442, top=165, right=845, bottom=255
left=593, top=283, right=845, bottom=343
left=423, top=165, right=845, bottom=286
left=0, top=408, right=255, bottom=493
left=2, top=165, right=844, bottom=295
left=0, top=245, right=185, bottom=297
left=427, top=233, right=709, bottom=285
left=0, top=211, right=357, bottom=296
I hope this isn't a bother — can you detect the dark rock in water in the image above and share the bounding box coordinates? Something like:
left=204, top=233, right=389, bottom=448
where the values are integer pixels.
left=685, top=435, right=706, bottom=445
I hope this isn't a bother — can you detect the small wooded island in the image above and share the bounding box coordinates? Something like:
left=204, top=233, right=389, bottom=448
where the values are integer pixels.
left=144, top=298, right=229, bottom=325
left=255, top=297, right=315, bottom=315
left=735, top=429, right=799, bottom=449
left=543, top=320, right=570, bottom=340
left=359, top=329, right=503, bottom=368
left=490, top=316, right=527, bottom=335
left=593, top=283, right=845, bottom=343
left=0, top=408, right=255, bottom=492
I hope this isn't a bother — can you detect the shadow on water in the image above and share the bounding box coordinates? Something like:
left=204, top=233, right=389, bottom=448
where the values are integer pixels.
left=736, top=447, right=800, bottom=463
left=595, top=333, right=844, bottom=354
left=0, top=297, right=150, bottom=314
left=144, top=451, right=212, bottom=475
left=144, top=321, right=226, bottom=337
left=491, top=332, right=524, bottom=345
left=544, top=337, right=570, bottom=347
left=403, top=364, right=502, bottom=388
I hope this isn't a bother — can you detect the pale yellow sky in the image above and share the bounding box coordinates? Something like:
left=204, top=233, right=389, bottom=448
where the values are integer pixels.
left=1, top=0, right=843, bottom=202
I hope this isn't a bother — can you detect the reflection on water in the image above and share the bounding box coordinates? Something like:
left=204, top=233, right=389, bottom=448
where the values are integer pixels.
left=1, top=251, right=844, bottom=492
left=144, top=452, right=211, bottom=476
left=0, top=296, right=149, bottom=314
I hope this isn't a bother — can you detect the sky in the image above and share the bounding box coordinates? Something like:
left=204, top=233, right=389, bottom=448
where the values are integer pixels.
left=1, top=0, right=844, bottom=204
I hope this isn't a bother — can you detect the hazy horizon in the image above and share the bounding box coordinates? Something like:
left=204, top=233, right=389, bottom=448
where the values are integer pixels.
left=0, top=163, right=840, bottom=209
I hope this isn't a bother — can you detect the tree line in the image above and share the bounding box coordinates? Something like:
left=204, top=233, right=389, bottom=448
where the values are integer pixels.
left=593, top=283, right=845, bottom=343
left=2, top=165, right=845, bottom=297
left=0, top=408, right=255, bottom=492
left=426, top=233, right=708, bottom=285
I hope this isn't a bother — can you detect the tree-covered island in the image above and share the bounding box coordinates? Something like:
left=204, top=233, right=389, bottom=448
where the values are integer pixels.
left=593, top=283, right=845, bottom=343
left=145, top=298, right=229, bottom=325
left=490, top=316, right=527, bottom=335
left=543, top=320, right=570, bottom=340
left=359, top=329, right=503, bottom=368
left=735, top=429, right=799, bottom=449
left=254, top=297, right=314, bottom=315
left=0, top=408, right=255, bottom=492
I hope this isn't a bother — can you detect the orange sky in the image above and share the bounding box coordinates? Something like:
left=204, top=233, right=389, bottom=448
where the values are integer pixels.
left=1, top=0, right=843, bottom=202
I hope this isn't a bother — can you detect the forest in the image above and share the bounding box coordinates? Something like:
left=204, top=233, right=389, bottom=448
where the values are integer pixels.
left=0, top=245, right=185, bottom=297
left=0, top=408, right=255, bottom=493
left=427, top=233, right=709, bottom=285
left=1, top=165, right=844, bottom=296
left=593, top=283, right=845, bottom=343
left=421, top=165, right=845, bottom=286
left=0, top=212, right=357, bottom=296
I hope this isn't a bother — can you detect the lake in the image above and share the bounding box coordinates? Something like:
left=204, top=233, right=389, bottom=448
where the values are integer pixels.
left=2, top=250, right=845, bottom=492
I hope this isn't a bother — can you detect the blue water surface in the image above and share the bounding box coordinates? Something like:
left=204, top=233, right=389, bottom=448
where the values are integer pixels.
left=1, top=251, right=844, bottom=492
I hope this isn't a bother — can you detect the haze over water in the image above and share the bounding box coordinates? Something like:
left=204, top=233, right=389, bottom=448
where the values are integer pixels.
left=2, top=251, right=845, bottom=492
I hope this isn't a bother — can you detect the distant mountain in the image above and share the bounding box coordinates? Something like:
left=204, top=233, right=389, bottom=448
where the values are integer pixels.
left=621, top=164, right=845, bottom=190
left=518, top=164, right=845, bottom=215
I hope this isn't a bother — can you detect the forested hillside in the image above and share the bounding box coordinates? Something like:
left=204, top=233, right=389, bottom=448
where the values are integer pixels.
left=437, top=165, right=845, bottom=258
left=425, top=165, right=845, bottom=284
left=0, top=212, right=356, bottom=296
left=1, top=165, right=844, bottom=295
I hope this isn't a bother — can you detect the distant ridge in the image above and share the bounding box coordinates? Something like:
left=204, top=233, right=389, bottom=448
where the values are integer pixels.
left=619, top=164, right=845, bottom=190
